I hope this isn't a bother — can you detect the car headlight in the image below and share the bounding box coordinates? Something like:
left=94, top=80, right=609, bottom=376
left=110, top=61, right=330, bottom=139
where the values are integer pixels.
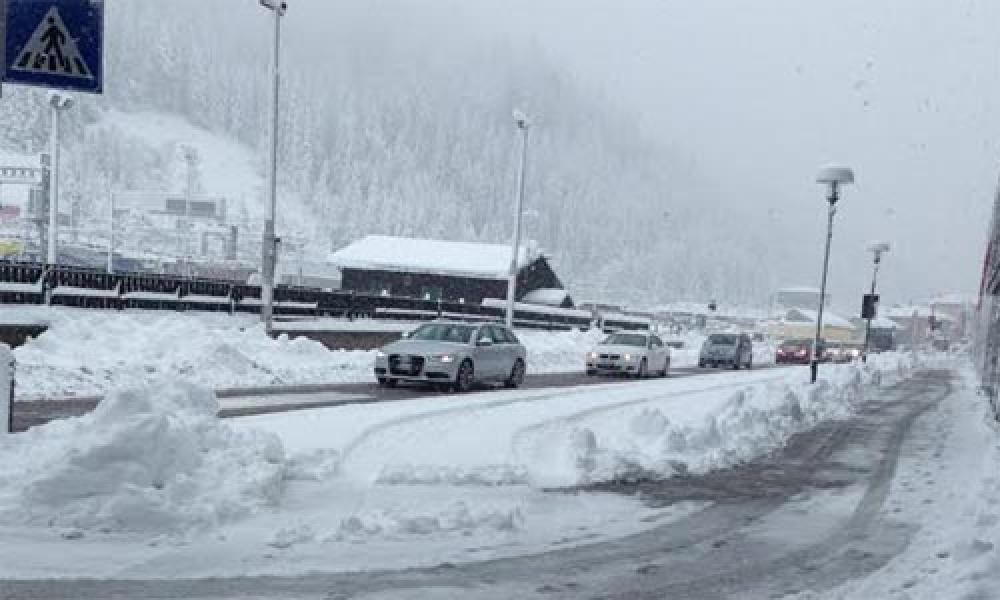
left=587, top=352, right=598, bottom=360
left=431, top=354, right=455, bottom=363
left=376, top=350, right=387, bottom=358
left=624, top=353, right=633, bottom=362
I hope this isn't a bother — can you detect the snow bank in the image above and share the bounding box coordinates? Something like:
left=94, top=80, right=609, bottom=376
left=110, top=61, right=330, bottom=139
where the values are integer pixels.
left=7, top=307, right=602, bottom=399
left=8, top=308, right=374, bottom=400
left=518, top=364, right=867, bottom=487
left=518, top=328, right=604, bottom=374
left=0, top=381, right=285, bottom=533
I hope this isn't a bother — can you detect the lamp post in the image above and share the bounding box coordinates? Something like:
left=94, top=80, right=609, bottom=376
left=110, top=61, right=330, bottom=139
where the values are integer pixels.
left=46, top=91, right=74, bottom=268
left=862, top=241, right=890, bottom=362
left=506, top=110, right=530, bottom=328
left=811, top=165, right=855, bottom=383
left=259, top=0, right=286, bottom=333
left=107, top=190, right=115, bottom=274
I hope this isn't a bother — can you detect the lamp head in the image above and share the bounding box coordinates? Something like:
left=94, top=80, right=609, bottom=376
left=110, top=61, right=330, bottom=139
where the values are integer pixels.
left=513, top=110, right=530, bottom=130
left=47, top=91, right=74, bottom=110
left=868, top=241, right=890, bottom=255
left=816, top=165, right=855, bottom=186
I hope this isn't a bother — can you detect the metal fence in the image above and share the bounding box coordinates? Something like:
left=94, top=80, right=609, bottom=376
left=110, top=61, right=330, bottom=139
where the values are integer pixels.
left=0, top=260, right=652, bottom=333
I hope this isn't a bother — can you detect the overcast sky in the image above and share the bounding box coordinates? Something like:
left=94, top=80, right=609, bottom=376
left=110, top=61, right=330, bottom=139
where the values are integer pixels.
left=290, top=0, right=996, bottom=308
left=435, top=0, right=996, bottom=307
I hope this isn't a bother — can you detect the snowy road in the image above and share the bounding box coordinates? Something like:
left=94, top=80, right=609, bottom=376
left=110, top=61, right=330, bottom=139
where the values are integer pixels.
left=10, top=365, right=786, bottom=432
left=0, top=361, right=943, bottom=600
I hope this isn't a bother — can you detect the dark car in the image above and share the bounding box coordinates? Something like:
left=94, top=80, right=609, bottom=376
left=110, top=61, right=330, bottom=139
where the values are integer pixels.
left=776, top=338, right=824, bottom=364
left=698, top=333, right=753, bottom=369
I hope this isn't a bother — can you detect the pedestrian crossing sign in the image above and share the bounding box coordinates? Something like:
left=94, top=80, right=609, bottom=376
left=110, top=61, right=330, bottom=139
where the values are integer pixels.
left=4, top=0, right=103, bottom=94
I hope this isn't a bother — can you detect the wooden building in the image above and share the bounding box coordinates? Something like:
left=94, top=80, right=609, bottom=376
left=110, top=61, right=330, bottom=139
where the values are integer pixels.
left=328, top=235, right=572, bottom=307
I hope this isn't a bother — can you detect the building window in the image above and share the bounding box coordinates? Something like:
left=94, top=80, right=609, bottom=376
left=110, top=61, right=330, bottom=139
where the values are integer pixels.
left=422, top=286, right=443, bottom=302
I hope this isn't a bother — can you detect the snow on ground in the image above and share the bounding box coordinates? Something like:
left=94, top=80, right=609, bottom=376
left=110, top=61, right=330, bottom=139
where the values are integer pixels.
left=0, top=354, right=912, bottom=578
left=4, top=307, right=374, bottom=400
left=793, top=360, right=1000, bottom=600
left=4, top=307, right=605, bottom=400
left=0, top=382, right=284, bottom=535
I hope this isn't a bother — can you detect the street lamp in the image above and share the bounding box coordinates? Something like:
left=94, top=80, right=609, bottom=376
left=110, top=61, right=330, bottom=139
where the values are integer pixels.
left=259, top=0, right=287, bottom=333
left=506, top=110, right=531, bottom=328
left=811, top=165, right=855, bottom=383
left=862, top=241, right=890, bottom=362
left=46, top=91, right=74, bottom=268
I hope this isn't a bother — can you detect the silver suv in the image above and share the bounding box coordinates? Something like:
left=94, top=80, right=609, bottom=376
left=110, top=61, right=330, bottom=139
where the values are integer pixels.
left=374, top=321, right=527, bottom=392
left=698, top=333, right=753, bottom=369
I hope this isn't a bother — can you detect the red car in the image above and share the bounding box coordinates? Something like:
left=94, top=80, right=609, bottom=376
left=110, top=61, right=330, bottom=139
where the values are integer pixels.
left=776, top=339, right=823, bottom=364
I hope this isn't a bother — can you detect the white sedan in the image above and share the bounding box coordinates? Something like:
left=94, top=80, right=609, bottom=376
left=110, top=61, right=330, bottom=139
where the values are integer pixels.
left=586, top=331, right=671, bottom=378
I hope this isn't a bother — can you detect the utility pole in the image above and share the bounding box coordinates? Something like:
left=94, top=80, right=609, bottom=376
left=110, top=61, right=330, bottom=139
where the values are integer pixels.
left=259, top=0, right=286, bottom=333
left=506, top=111, right=531, bottom=328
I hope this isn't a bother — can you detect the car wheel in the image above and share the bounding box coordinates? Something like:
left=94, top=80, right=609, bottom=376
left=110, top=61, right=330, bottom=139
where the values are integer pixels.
left=636, top=358, right=647, bottom=379
left=746, top=358, right=753, bottom=370
left=453, top=360, right=474, bottom=393
left=505, top=359, right=526, bottom=389
left=586, top=369, right=597, bottom=376
left=661, top=359, right=669, bottom=377
left=698, top=360, right=706, bottom=368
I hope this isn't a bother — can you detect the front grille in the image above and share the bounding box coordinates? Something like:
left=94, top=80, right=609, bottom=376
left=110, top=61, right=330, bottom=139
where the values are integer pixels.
left=599, top=353, right=621, bottom=360
left=389, top=354, right=425, bottom=376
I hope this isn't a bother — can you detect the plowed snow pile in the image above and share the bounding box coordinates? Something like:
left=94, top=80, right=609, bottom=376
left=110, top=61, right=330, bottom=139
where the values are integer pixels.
left=0, top=382, right=285, bottom=533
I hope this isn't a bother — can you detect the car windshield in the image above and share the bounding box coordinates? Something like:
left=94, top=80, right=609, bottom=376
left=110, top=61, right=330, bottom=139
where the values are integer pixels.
left=708, top=334, right=737, bottom=345
left=408, top=323, right=474, bottom=343
left=783, top=339, right=813, bottom=347
left=602, top=333, right=648, bottom=347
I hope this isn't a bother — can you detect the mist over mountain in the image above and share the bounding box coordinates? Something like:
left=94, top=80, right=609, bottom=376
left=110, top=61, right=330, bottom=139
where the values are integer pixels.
left=0, top=1, right=793, bottom=307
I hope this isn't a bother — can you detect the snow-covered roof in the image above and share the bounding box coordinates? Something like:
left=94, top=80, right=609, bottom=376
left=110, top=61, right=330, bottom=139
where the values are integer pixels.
left=785, top=308, right=855, bottom=329
left=930, top=293, right=973, bottom=306
left=521, top=288, right=570, bottom=307
left=884, top=305, right=933, bottom=318
left=328, top=235, right=530, bottom=279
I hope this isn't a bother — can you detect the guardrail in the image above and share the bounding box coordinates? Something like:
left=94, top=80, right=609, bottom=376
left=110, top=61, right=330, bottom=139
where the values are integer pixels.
left=0, top=260, right=650, bottom=332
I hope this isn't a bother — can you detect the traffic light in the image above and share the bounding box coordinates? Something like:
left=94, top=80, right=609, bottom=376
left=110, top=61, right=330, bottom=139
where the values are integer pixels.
left=861, top=294, right=879, bottom=319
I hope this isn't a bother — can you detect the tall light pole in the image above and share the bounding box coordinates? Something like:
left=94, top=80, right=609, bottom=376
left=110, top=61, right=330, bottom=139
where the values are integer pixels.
left=862, top=241, right=890, bottom=362
left=107, top=190, right=115, bottom=274
left=506, top=110, right=531, bottom=328
left=46, top=91, right=74, bottom=267
left=811, top=165, right=855, bottom=383
left=259, top=0, right=286, bottom=333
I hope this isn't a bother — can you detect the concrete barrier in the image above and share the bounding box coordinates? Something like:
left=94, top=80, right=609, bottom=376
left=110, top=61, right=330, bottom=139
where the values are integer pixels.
left=270, top=328, right=404, bottom=351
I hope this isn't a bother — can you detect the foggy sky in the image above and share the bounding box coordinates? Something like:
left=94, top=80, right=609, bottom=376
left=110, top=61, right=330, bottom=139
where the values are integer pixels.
left=290, top=0, right=996, bottom=310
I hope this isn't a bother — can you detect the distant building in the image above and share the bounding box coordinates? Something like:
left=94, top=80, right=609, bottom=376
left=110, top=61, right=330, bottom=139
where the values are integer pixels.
left=773, top=286, right=830, bottom=313
left=929, top=294, right=973, bottom=339
left=328, top=235, right=572, bottom=306
left=767, top=308, right=857, bottom=342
